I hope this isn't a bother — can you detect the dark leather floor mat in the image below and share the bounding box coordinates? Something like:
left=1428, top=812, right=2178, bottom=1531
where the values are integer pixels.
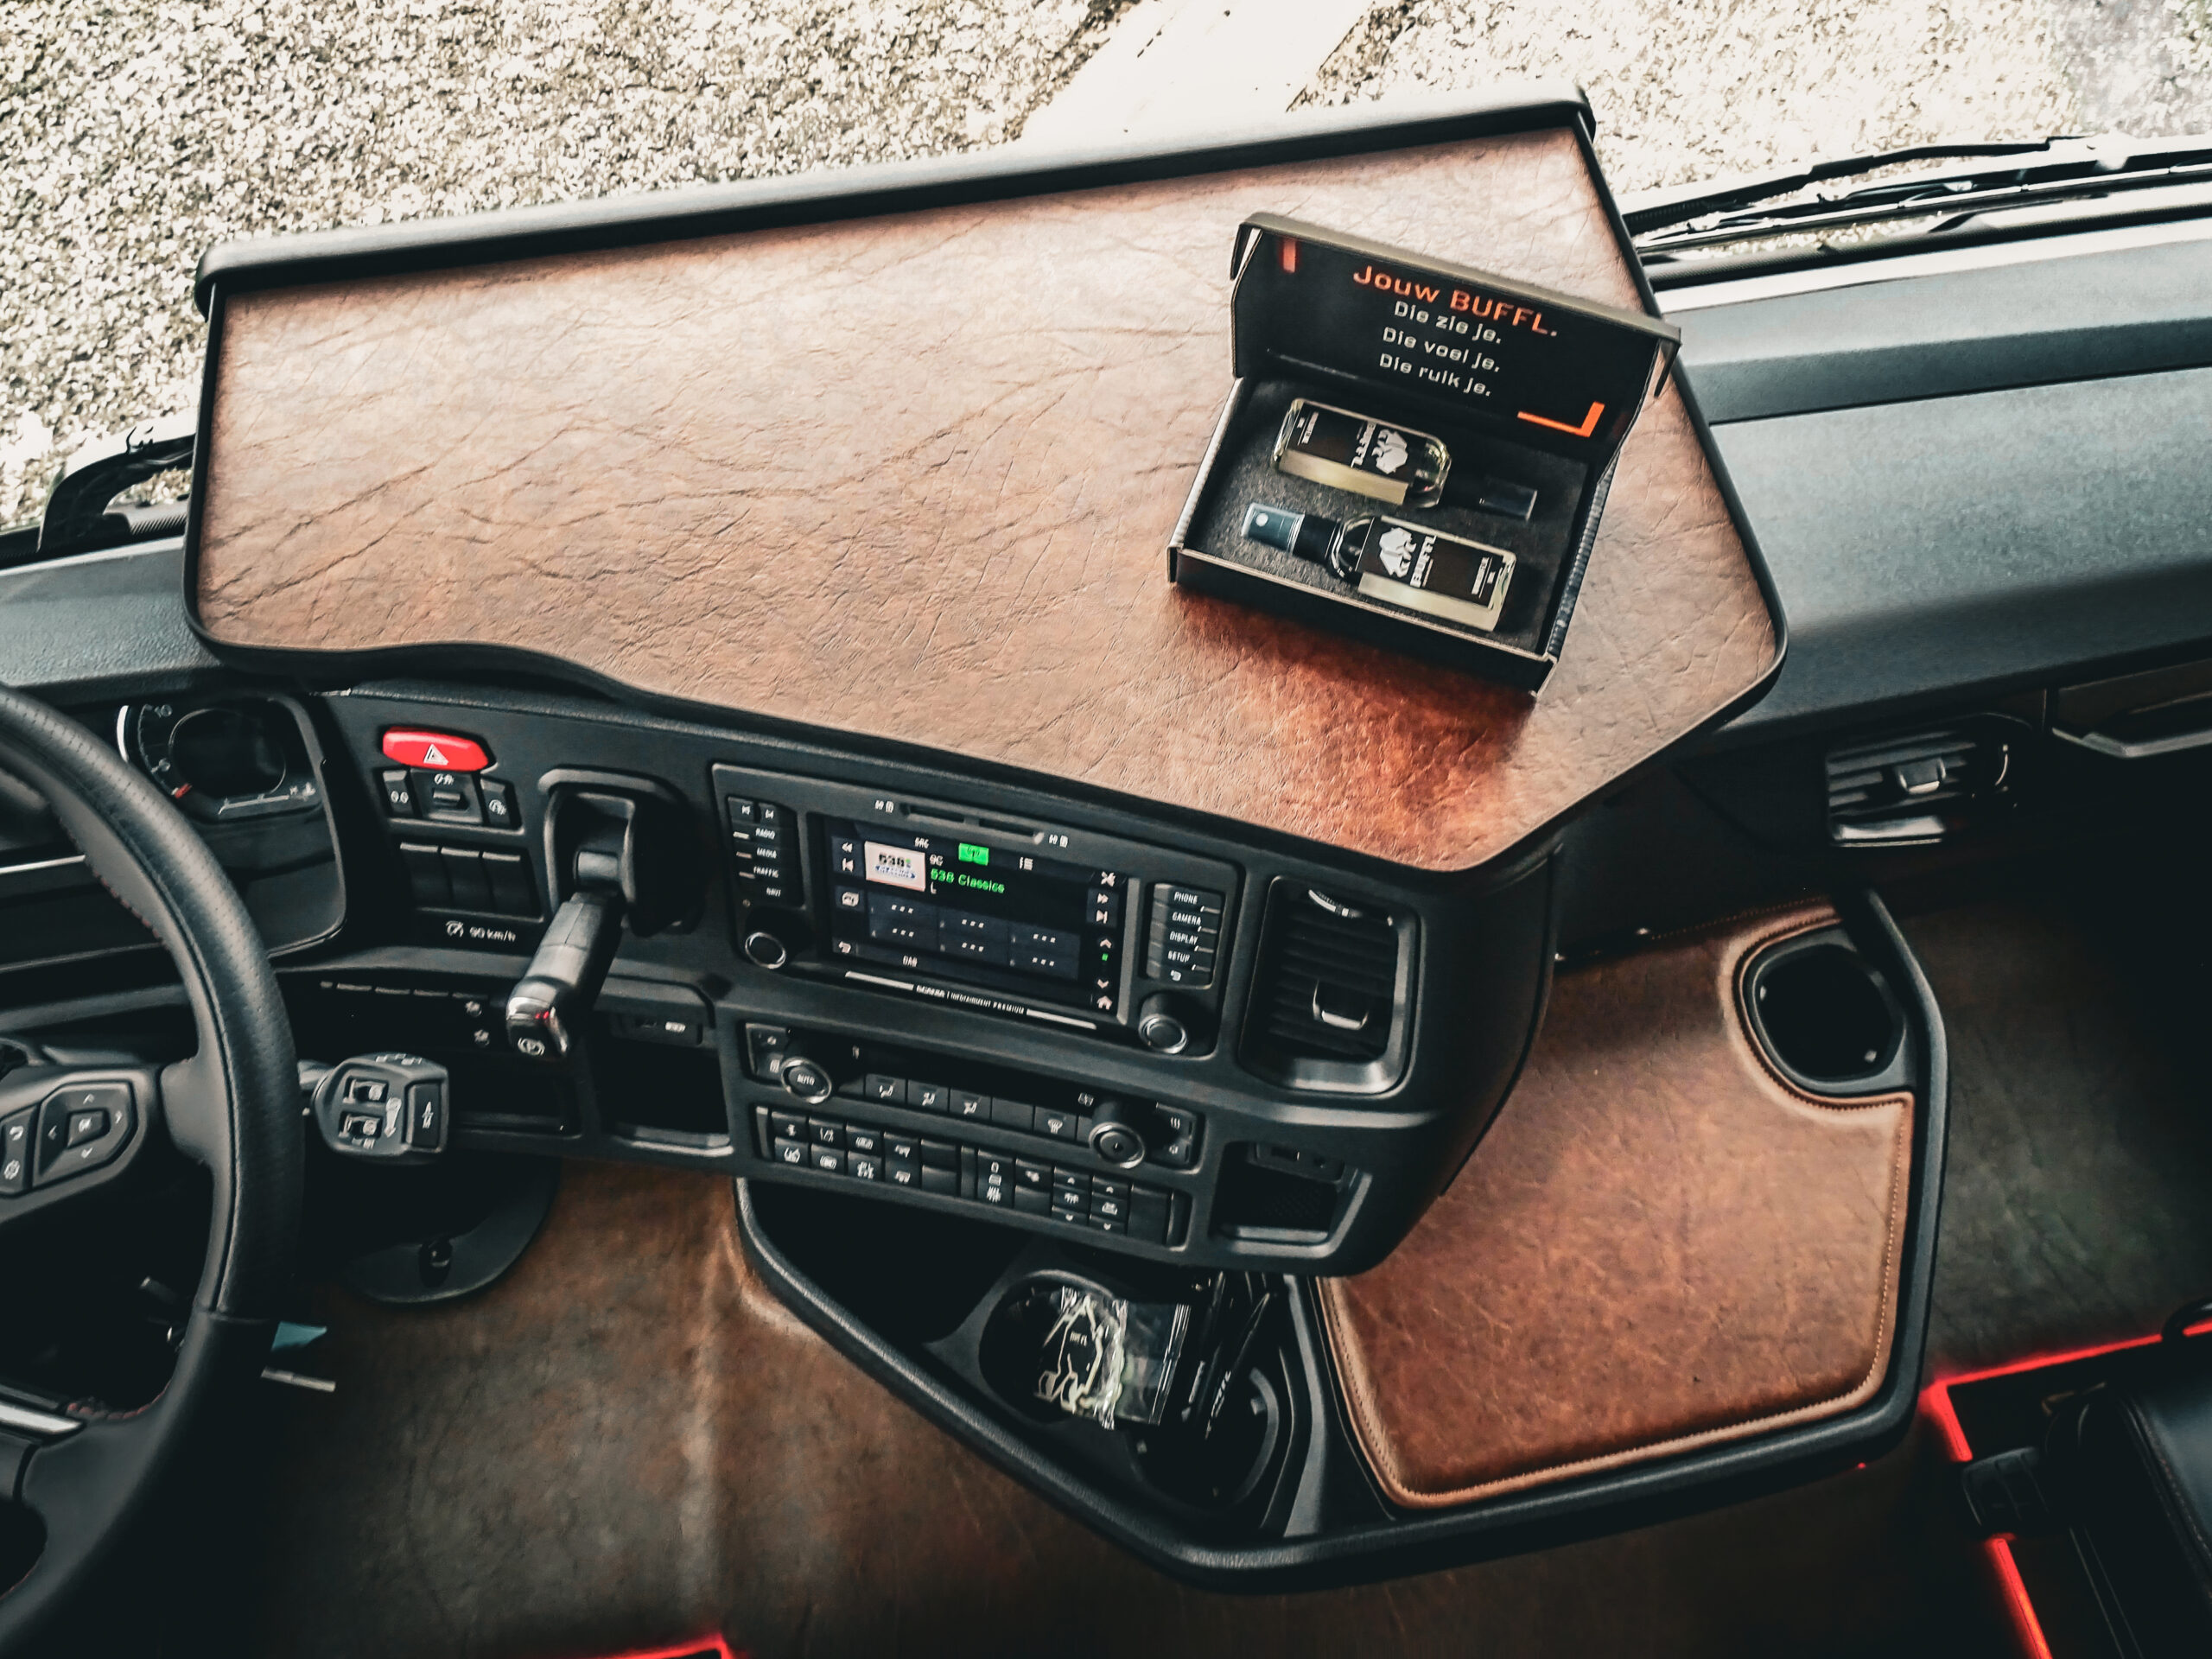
left=240, top=1157, right=1983, bottom=1658
left=238, top=886, right=2212, bottom=1658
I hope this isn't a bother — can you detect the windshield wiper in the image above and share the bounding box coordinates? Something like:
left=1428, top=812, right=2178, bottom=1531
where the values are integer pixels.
left=1626, top=133, right=2212, bottom=260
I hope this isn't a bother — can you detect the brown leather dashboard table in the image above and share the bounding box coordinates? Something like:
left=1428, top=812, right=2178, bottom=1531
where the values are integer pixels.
left=188, top=98, right=1781, bottom=874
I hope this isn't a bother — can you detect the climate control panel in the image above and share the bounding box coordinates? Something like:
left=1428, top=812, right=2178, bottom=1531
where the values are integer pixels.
left=753, top=1105, right=1187, bottom=1244
left=741, top=1019, right=1205, bottom=1251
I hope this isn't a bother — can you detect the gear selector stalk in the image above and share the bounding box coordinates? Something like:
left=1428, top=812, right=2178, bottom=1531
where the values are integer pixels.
left=505, top=890, right=624, bottom=1059
left=505, top=772, right=705, bottom=1062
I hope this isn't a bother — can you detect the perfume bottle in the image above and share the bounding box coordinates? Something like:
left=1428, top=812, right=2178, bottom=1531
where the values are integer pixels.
left=1273, top=397, right=1540, bottom=521
left=1241, top=503, right=1516, bottom=632
left=1273, top=399, right=1451, bottom=509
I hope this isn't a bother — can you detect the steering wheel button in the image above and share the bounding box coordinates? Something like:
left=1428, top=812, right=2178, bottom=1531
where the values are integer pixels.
left=35, top=1083, right=131, bottom=1183
left=0, top=1109, right=30, bottom=1194
left=380, top=729, right=492, bottom=772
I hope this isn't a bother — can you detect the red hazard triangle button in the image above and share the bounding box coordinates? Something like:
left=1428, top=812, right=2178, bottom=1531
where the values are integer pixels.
left=381, top=729, right=491, bottom=772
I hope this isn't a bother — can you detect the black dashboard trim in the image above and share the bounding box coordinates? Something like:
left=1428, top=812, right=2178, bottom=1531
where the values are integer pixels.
left=289, top=681, right=1560, bottom=1274
left=1678, top=233, right=2212, bottom=424
left=1707, top=365, right=2212, bottom=741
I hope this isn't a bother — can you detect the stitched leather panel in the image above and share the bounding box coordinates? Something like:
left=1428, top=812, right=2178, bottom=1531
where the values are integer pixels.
left=1318, top=905, right=1912, bottom=1506
left=194, top=127, right=1777, bottom=873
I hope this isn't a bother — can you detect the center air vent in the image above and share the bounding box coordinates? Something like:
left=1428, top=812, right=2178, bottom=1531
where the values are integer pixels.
left=1240, top=881, right=1411, bottom=1091
left=1825, top=721, right=2019, bottom=846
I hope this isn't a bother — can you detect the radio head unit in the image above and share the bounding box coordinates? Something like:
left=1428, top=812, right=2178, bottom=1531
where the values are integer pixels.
left=711, top=765, right=1238, bottom=1047
left=824, top=819, right=1132, bottom=1016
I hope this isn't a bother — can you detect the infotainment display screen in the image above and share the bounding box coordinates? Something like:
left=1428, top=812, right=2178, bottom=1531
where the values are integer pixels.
left=822, top=819, right=1129, bottom=1014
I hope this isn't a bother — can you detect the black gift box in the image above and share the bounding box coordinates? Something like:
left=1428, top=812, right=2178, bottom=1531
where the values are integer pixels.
left=1169, top=213, right=1681, bottom=692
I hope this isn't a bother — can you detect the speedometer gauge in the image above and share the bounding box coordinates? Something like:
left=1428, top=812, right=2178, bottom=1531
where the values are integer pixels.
left=118, top=698, right=321, bottom=822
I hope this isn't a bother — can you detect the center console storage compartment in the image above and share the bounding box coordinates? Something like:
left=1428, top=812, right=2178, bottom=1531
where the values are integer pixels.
left=742, top=1182, right=1317, bottom=1545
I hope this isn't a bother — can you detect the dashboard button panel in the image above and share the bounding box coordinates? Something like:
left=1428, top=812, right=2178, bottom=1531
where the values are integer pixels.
left=1146, top=883, right=1224, bottom=987
left=727, top=795, right=802, bottom=907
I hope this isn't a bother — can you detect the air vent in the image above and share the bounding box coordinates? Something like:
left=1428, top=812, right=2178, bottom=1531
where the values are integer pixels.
left=1824, top=724, right=2014, bottom=846
left=1259, top=887, right=1395, bottom=1059
left=1239, top=881, right=1410, bottom=1090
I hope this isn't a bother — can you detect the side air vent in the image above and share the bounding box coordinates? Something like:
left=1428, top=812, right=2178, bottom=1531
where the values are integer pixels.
left=1239, top=880, right=1413, bottom=1092
left=1824, top=721, right=2018, bottom=847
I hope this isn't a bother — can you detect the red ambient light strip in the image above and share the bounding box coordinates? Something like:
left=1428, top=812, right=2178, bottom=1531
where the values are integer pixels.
left=570, top=1637, right=741, bottom=1659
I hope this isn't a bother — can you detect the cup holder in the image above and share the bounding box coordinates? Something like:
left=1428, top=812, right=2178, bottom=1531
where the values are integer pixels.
left=1743, top=930, right=1910, bottom=1097
left=1129, top=1366, right=1284, bottom=1512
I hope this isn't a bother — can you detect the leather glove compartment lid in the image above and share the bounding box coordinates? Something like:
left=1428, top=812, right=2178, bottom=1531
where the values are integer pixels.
left=1318, top=904, right=1913, bottom=1509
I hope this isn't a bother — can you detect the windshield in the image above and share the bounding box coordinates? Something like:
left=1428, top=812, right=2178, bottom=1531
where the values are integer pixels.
left=7, top=0, right=2212, bottom=529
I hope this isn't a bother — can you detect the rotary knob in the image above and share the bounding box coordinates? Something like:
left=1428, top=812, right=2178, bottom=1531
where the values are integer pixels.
left=1135, top=993, right=1194, bottom=1055
left=741, top=928, right=789, bottom=969
left=1087, top=1098, right=1148, bottom=1169
left=779, top=1055, right=834, bottom=1105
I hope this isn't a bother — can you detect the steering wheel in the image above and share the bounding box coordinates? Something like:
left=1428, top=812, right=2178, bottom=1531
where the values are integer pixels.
left=0, top=683, right=301, bottom=1646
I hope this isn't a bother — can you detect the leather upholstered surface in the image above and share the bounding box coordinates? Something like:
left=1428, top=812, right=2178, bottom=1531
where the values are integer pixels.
left=1318, top=905, right=1913, bottom=1507
left=194, top=126, right=1777, bottom=873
